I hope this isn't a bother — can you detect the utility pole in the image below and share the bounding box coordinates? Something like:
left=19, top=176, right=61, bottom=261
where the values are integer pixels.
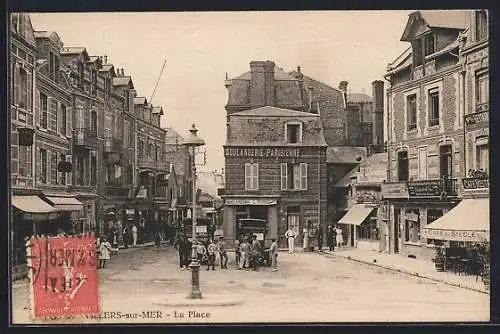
left=149, top=59, right=167, bottom=104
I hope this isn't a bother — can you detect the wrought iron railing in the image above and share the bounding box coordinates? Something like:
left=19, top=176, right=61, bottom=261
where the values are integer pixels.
left=73, top=128, right=98, bottom=148
left=406, top=178, right=458, bottom=197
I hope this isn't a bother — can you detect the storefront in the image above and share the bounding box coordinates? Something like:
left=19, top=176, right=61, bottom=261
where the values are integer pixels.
left=337, top=203, right=378, bottom=249
left=42, top=194, right=84, bottom=235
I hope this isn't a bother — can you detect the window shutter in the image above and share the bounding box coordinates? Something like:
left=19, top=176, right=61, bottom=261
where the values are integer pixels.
left=293, top=165, right=301, bottom=190
left=252, top=163, right=259, bottom=190
left=245, top=163, right=251, bottom=190
left=37, top=148, right=42, bottom=183
left=26, top=70, right=32, bottom=111
left=14, top=63, right=21, bottom=106
left=300, top=163, right=308, bottom=190
left=280, top=163, right=287, bottom=190
left=35, top=90, right=40, bottom=127
left=11, top=132, right=19, bottom=175
left=57, top=102, right=63, bottom=135
left=47, top=149, right=52, bottom=184
left=66, top=155, right=72, bottom=186
left=66, top=107, right=72, bottom=137
left=48, top=97, right=55, bottom=131
left=51, top=152, right=58, bottom=184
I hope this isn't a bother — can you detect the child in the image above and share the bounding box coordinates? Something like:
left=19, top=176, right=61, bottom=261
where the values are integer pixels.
left=99, top=237, right=116, bottom=269
left=196, top=241, right=206, bottom=263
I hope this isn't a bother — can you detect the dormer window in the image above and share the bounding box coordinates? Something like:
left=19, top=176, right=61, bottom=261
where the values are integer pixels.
left=476, top=10, right=488, bottom=41
left=412, top=39, right=423, bottom=66
left=424, top=33, right=435, bottom=56
left=286, top=122, right=302, bottom=144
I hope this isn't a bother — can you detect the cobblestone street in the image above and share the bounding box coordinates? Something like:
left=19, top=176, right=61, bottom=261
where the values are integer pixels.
left=12, top=245, right=489, bottom=324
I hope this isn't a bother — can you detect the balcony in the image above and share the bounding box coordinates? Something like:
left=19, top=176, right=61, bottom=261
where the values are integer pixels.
left=137, top=157, right=156, bottom=171
left=73, top=128, right=98, bottom=149
left=104, top=137, right=123, bottom=153
left=406, top=178, right=459, bottom=198
left=465, top=106, right=488, bottom=129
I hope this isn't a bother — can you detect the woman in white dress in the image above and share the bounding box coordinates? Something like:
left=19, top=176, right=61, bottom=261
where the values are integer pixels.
left=99, top=236, right=115, bottom=269
left=335, top=225, right=344, bottom=248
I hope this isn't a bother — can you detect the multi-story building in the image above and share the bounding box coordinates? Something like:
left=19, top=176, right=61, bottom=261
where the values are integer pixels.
left=223, top=61, right=328, bottom=248
left=383, top=10, right=470, bottom=260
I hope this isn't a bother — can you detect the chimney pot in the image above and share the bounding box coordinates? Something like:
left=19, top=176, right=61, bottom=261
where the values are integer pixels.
left=297, top=66, right=301, bottom=72
left=339, top=81, right=348, bottom=92
left=104, top=55, right=108, bottom=64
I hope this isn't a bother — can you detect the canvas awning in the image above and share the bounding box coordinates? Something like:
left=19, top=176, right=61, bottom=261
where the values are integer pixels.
left=12, top=195, right=56, bottom=213
left=423, top=198, right=489, bottom=242
left=45, top=196, right=84, bottom=212
left=338, top=204, right=376, bottom=226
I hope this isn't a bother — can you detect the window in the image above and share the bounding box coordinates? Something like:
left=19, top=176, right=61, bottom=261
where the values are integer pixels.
left=475, top=72, right=489, bottom=107
left=357, top=216, right=379, bottom=241
left=424, top=33, right=435, bottom=56
left=59, top=104, right=66, bottom=135
left=76, top=155, right=85, bottom=186
left=18, top=146, right=32, bottom=177
left=49, top=52, right=59, bottom=82
left=123, top=120, right=130, bottom=147
left=413, top=39, right=423, bottom=66
left=426, top=209, right=443, bottom=245
left=156, top=145, right=160, bottom=161
left=40, top=148, right=47, bottom=183
left=139, top=140, right=144, bottom=157
left=476, top=10, right=488, bottom=41
left=77, top=106, right=85, bottom=129
left=476, top=138, right=489, bottom=174
left=18, top=67, right=28, bottom=108
left=439, top=145, right=453, bottom=178
left=78, top=62, right=84, bottom=88
left=428, top=89, right=439, bottom=127
left=244, top=163, right=259, bottom=190
left=286, top=123, right=302, bottom=144
left=59, top=153, right=66, bottom=185
left=104, top=115, right=112, bottom=138
left=51, top=152, right=57, bottom=185
left=417, top=147, right=428, bottom=180
left=406, top=94, right=417, bottom=131
left=40, top=93, right=48, bottom=129
left=91, top=156, right=97, bottom=186
left=50, top=99, right=58, bottom=132
left=90, top=109, right=97, bottom=132
left=281, top=163, right=307, bottom=190
left=404, top=209, right=420, bottom=243
left=397, top=151, right=409, bottom=181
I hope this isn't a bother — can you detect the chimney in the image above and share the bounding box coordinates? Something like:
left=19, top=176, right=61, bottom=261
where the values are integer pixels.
left=371, top=80, right=385, bottom=149
left=104, top=55, right=108, bottom=64
left=296, top=66, right=306, bottom=111
left=338, top=81, right=348, bottom=92
left=249, top=60, right=275, bottom=108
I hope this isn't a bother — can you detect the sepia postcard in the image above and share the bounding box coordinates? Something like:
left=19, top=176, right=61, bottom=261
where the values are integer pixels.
left=9, top=10, right=490, bottom=325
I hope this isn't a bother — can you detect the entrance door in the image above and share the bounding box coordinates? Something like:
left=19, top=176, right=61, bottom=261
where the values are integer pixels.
left=394, top=208, right=400, bottom=253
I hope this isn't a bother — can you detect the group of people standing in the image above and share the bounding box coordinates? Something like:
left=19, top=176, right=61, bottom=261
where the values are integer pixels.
left=284, top=223, right=345, bottom=253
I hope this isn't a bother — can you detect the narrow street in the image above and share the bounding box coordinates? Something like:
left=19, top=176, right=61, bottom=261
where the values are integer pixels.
left=12, top=245, right=489, bottom=323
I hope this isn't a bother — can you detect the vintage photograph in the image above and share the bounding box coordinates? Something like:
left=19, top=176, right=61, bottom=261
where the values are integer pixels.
left=9, top=10, right=490, bottom=324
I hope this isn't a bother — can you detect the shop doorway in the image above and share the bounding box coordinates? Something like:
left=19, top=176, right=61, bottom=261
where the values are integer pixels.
left=287, top=206, right=301, bottom=246
left=394, top=208, right=400, bottom=253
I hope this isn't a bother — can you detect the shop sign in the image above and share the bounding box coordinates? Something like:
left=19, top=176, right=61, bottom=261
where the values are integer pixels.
left=224, top=147, right=300, bottom=158
left=381, top=182, right=409, bottom=199
left=405, top=212, right=419, bottom=222
left=407, top=180, right=442, bottom=197
left=225, top=198, right=277, bottom=206
left=423, top=228, right=488, bottom=242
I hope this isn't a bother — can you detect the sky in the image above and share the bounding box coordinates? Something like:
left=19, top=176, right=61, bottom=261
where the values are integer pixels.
left=29, top=11, right=412, bottom=173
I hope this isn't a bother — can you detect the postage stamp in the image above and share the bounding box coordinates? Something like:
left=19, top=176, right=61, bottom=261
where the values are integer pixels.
left=26, top=234, right=100, bottom=319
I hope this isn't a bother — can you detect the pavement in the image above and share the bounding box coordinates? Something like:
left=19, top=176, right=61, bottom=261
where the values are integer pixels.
left=319, top=247, right=488, bottom=294
left=11, top=243, right=490, bottom=324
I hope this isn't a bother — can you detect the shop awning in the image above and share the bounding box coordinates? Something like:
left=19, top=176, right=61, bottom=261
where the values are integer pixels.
left=338, top=204, right=375, bottom=226
left=45, top=196, right=84, bottom=212
left=12, top=195, right=57, bottom=213
left=423, top=198, right=489, bottom=242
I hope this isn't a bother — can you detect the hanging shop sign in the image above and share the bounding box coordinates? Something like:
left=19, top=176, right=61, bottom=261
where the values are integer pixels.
left=381, top=182, right=409, bottom=199
left=225, top=198, right=277, bottom=206
left=224, top=147, right=301, bottom=158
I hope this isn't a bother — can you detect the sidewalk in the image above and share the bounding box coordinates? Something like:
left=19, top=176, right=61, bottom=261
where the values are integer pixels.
left=322, top=248, right=488, bottom=294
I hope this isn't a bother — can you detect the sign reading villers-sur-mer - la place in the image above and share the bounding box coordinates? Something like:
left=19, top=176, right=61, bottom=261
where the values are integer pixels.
left=27, top=234, right=100, bottom=320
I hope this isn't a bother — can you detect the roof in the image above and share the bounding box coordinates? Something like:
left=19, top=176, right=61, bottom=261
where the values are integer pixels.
left=334, top=167, right=358, bottom=188
left=327, top=146, right=367, bottom=164
left=112, top=76, right=133, bottom=88
left=347, top=93, right=372, bottom=104
left=152, top=106, right=164, bottom=115
left=133, top=97, right=147, bottom=105
left=401, top=10, right=469, bottom=41
left=100, top=64, right=114, bottom=72
left=61, top=47, right=87, bottom=55
left=88, top=56, right=100, bottom=63
left=231, top=106, right=319, bottom=118
left=387, top=47, right=413, bottom=74
left=164, top=127, right=184, bottom=144
left=426, top=39, right=460, bottom=59
left=233, top=66, right=297, bottom=81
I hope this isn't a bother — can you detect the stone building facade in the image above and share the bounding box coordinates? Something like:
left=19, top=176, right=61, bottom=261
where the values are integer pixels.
left=383, top=10, right=470, bottom=261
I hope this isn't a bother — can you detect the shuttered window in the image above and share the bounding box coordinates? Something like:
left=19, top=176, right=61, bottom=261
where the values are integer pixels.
left=244, top=163, right=259, bottom=190
left=281, top=163, right=308, bottom=190
left=281, top=163, right=288, bottom=190
left=300, top=163, right=308, bottom=190
left=66, top=155, right=72, bottom=185
left=11, top=131, right=19, bottom=175
left=51, top=151, right=57, bottom=185
left=49, top=98, right=58, bottom=132
left=65, top=107, right=72, bottom=137
left=40, top=93, right=48, bottom=129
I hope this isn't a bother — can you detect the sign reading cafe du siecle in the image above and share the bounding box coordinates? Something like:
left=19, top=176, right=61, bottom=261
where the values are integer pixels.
left=224, top=147, right=301, bottom=158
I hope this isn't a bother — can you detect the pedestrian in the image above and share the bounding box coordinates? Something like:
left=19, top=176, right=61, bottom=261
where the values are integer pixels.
left=234, top=238, right=241, bottom=266
left=238, top=238, right=250, bottom=270
left=207, top=239, right=217, bottom=271
left=335, top=225, right=344, bottom=249
left=250, top=235, right=262, bottom=271
left=174, top=234, right=190, bottom=270
left=317, top=227, right=323, bottom=252
left=303, top=223, right=309, bottom=251
left=131, top=224, right=138, bottom=247
left=217, top=236, right=228, bottom=269
left=285, top=227, right=297, bottom=253
left=270, top=238, right=278, bottom=272
left=99, top=237, right=115, bottom=269
left=327, top=224, right=334, bottom=251
left=197, top=241, right=207, bottom=263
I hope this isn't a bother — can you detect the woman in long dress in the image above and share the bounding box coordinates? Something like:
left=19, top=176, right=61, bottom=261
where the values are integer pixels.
left=99, top=236, right=115, bottom=269
left=335, top=225, right=344, bottom=248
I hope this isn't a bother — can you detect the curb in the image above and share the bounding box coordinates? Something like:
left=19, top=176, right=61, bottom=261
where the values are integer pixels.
left=152, top=293, right=245, bottom=307
left=323, top=252, right=488, bottom=295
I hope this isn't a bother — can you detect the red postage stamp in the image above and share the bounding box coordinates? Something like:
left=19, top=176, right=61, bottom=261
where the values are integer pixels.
left=27, top=234, right=100, bottom=319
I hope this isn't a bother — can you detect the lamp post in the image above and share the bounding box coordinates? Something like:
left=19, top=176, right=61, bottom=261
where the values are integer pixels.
left=182, top=124, right=205, bottom=299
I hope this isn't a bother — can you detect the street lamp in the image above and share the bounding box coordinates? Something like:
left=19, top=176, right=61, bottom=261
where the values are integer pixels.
left=182, top=123, right=205, bottom=299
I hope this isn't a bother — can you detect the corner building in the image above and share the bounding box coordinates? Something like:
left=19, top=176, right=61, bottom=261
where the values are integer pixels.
left=223, top=61, right=328, bottom=248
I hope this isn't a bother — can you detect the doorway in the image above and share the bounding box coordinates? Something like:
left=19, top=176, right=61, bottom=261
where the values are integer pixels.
left=393, top=208, right=400, bottom=253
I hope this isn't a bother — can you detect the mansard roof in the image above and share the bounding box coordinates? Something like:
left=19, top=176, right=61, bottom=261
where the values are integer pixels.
left=401, top=10, right=469, bottom=42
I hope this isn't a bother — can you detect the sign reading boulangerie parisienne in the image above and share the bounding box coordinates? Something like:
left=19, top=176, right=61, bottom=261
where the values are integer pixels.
left=27, top=234, right=100, bottom=319
left=224, top=147, right=301, bottom=158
